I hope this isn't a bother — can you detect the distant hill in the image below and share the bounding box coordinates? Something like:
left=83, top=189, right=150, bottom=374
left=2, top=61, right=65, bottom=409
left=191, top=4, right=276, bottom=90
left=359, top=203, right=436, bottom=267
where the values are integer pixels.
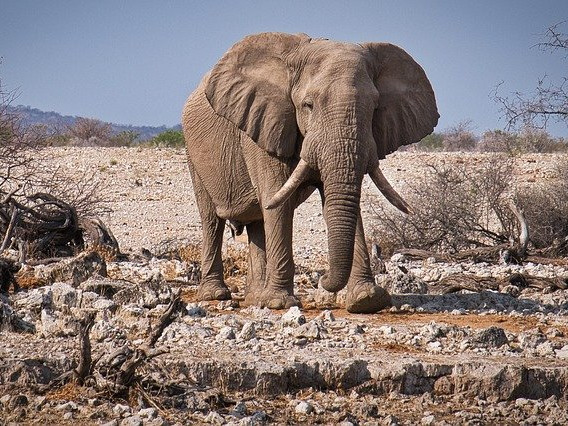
left=8, top=105, right=181, bottom=141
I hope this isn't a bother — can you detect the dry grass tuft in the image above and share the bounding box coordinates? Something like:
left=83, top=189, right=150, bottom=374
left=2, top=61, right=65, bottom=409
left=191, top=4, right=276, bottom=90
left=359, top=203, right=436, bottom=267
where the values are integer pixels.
left=45, top=382, right=84, bottom=401
left=177, top=243, right=201, bottom=263
left=15, top=267, right=47, bottom=290
left=91, top=244, right=119, bottom=262
left=223, top=246, right=248, bottom=278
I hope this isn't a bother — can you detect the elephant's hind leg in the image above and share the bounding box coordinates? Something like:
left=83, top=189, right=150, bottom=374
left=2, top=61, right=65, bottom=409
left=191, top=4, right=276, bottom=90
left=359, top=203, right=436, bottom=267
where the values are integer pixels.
left=191, top=168, right=231, bottom=301
left=344, top=213, right=391, bottom=313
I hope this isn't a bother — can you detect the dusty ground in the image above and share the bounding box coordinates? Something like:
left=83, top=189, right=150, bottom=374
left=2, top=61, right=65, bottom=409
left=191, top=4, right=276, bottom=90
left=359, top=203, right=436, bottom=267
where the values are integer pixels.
left=1, top=148, right=568, bottom=425
left=41, top=147, right=563, bottom=254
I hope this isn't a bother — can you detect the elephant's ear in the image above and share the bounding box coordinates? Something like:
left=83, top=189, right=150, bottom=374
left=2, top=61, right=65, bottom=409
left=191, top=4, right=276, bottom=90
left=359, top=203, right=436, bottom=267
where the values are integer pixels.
left=364, top=43, right=439, bottom=159
left=205, top=32, right=309, bottom=158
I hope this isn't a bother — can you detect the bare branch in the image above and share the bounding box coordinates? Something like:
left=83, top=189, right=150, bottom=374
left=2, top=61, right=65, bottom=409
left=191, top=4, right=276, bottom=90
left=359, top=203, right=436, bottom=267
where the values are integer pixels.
left=493, top=22, right=568, bottom=131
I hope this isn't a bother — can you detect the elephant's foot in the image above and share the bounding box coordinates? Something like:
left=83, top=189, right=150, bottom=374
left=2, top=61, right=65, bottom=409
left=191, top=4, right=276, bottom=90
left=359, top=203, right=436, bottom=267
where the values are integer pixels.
left=197, top=281, right=232, bottom=301
left=345, top=280, right=391, bottom=314
left=243, top=287, right=299, bottom=310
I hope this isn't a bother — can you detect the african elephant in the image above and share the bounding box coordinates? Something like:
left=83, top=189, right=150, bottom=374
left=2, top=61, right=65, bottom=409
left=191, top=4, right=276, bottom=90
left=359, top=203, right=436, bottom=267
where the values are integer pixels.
left=182, top=32, right=438, bottom=313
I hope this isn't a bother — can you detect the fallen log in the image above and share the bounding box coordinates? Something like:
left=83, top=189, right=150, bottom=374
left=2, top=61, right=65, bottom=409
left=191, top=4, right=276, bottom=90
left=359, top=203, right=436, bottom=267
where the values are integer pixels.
left=428, top=274, right=499, bottom=295
left=428, top=272, right=568, bottom=295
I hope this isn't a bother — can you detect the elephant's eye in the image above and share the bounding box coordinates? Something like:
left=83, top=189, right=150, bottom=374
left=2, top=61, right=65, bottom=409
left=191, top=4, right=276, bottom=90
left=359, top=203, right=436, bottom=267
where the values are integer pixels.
left=302, top=99, right=314, bottom=111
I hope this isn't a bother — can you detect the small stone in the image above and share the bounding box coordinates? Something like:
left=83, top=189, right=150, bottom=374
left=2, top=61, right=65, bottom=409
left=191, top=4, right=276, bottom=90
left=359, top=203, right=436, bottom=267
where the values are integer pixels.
left=186, top=303, right=207, bottom=317
left=138, top=407, right=157, bottom=419
left=427, top=341, right=442, bottom=351
left=281, top=306, right=306, bottom=326
left=421, top=415, right=435, bottom=425
left=474, top=326, right=508, bottom=348
left=515, top=397, right=530, bottom=407
left=233, top=401, right=247, bottom=415
left=320, top=310, right=335, bottom=322
left=238, top=321, right=256, bottom=341
left=500, top=285, right=520, bottom=297
left=204, top=410, right=224, bottom=424
left=381, top=414, right=400, bottom=426
left=400, top=304, right=414, bottom=312
left=120, top=416, right=143, bottom=426
left=102, top=420, right=119, bottom=426
left=217, top=326, right=236, bottom=340
left=0, top=394, right=11, bottom=405
left=113, top=403, right=131, bottom=416
left=390, top=253, right=406, bottom=262
left=295, top=400, right=313, bottom=415
left=349, top=324, right=365, bottom=334
left=294, top=320, right=325, bottom=339
left=88, top=398, right=103, bottom=407
left=63, top=412, right=74, bottom=420
left=379, top=325, right=395, bottom=335
left=547, top=327, right=564, bottom=338
left=555, top=344, right=568, bottom=359
left=536, top=341, right=555, bottom=356
left=56, top=401, right=78, bottom=411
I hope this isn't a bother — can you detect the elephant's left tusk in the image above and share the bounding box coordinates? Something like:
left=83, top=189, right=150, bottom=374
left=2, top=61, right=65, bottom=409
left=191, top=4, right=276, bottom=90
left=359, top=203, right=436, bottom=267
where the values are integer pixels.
left=266, top=159, right=312, bottom=209
left=369, top=164, right=412, bottom=214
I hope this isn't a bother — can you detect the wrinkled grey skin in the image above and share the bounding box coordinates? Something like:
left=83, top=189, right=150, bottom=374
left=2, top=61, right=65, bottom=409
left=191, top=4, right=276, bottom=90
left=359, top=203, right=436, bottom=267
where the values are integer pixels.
left=182, top=32, right=438, bottom=313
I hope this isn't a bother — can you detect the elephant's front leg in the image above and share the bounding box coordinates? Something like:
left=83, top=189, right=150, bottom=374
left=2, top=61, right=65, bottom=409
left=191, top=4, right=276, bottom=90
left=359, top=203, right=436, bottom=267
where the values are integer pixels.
left=190, top=167, right=231, bottom=301
left=344, top=213, right=391, bottom=313
left=244, top=203, right=298, bottom=309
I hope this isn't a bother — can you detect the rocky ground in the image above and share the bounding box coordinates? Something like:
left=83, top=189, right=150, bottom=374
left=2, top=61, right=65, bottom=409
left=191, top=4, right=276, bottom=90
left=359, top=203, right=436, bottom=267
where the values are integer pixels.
left=1, top=148, right=568, bottom=425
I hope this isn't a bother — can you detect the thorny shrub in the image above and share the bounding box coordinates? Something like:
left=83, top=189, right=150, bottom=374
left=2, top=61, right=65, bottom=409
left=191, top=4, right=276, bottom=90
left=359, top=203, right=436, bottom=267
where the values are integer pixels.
left=368, top=156, right=518, bottom=255
left=478, top=128, right=568, bottom=155
left=410, top=126, right=567, bottom=154
left=369, top=154, right=568, bottom=256
left=516, top=158, right=568, bottom=249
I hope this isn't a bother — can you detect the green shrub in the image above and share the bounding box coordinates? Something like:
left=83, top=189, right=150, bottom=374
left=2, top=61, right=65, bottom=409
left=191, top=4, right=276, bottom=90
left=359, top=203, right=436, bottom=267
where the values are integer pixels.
left=413, top=133, right=444, bottom=152
left=150, top=130, right=185, bottom=148
left=109, top=130, right=140, bottom=147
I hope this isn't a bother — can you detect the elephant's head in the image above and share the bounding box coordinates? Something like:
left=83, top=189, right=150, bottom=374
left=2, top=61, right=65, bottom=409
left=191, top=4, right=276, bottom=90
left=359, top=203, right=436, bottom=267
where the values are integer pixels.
left=205, top=32, right=439, bottom=292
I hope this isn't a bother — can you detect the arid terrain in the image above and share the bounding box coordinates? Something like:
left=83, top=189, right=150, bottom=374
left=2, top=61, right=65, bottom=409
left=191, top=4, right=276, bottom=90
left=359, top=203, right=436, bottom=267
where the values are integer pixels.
left=1, top=147, right=568, bottom=425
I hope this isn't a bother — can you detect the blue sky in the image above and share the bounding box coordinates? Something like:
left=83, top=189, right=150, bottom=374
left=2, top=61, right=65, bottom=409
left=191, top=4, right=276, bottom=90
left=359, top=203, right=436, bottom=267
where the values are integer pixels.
left=1, top=1, right=567, bottom=135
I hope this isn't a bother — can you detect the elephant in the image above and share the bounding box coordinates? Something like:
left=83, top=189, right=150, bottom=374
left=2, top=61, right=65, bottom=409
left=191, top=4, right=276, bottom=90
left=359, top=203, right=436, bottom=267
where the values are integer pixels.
left=181, top=32, right=438, bottom=313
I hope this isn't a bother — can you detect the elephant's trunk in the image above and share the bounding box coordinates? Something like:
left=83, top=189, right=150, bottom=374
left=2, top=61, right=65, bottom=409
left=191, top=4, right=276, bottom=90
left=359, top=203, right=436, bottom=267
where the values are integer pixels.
left=320, top=183, right=361, bottom=292
left=313, top=132, right=366, bottom=293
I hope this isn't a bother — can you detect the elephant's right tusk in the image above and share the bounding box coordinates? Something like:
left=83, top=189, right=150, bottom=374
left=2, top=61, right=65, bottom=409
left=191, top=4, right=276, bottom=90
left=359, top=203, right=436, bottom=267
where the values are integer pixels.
left=369, top=164, right=412, bottom=214
left=266, top=159, right=312, bottom=209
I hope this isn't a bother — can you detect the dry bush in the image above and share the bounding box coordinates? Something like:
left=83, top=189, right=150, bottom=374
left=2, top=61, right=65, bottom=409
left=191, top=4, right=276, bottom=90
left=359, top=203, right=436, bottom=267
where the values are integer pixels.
left=370, top=155, right=568, bottom=257
left=0, top=89, right=47, bottom=196
left=477, top=130, right=521, bottom=154
left=66, top=117, right=112, bottom=145
left=441, top=120, right=478, bottom=152
left=0, top=82, right=109, bottom=256
left=479, top=127, right=568, bottom=155
left=516, top=158, right=568, bottom=250
left=368, top=155, right=517, bottom=255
